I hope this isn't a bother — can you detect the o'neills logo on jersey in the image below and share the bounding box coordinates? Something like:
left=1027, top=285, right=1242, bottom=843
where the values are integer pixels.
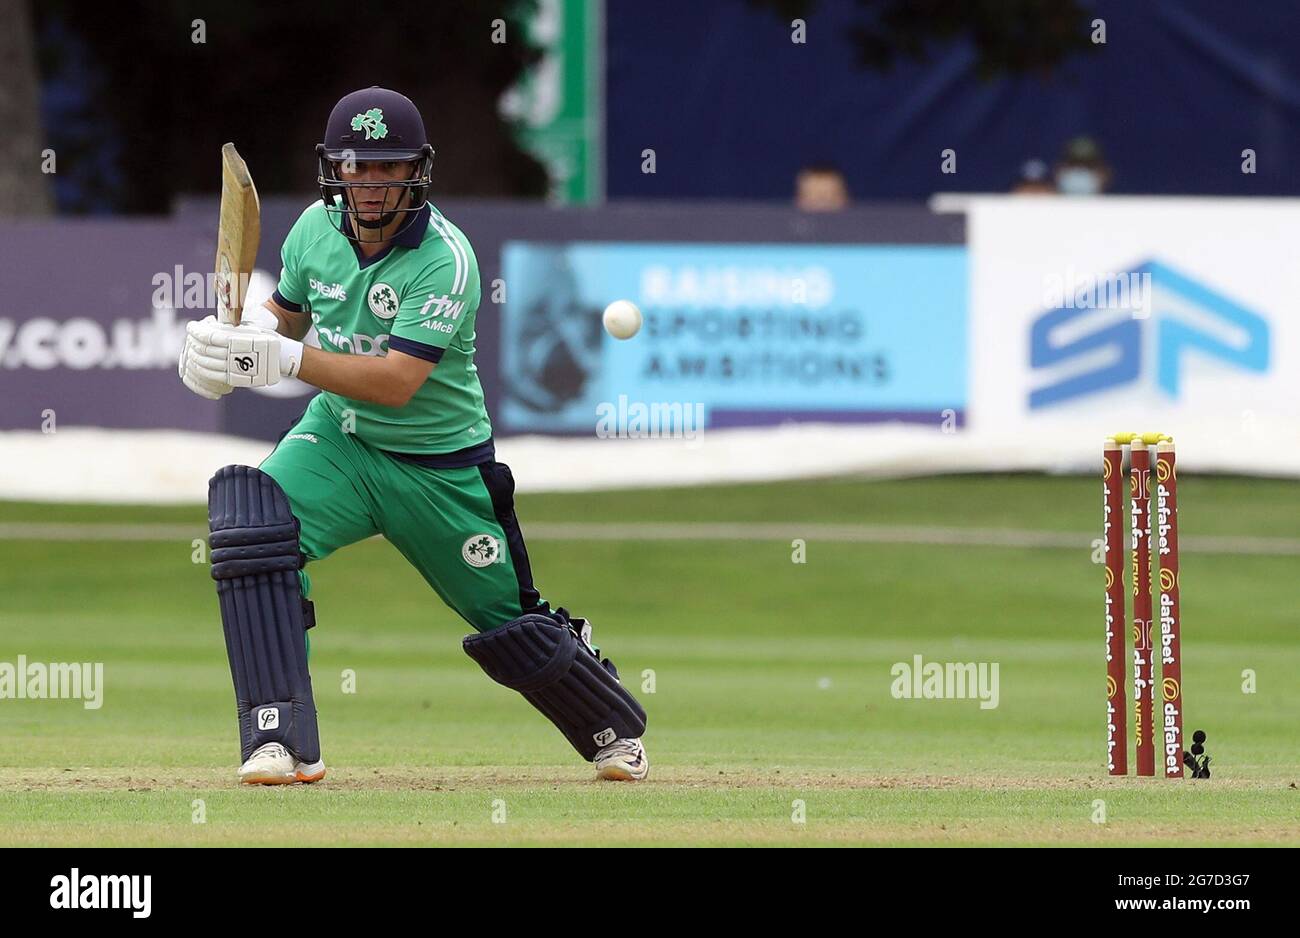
left=309, top=278, right=347, bottom=301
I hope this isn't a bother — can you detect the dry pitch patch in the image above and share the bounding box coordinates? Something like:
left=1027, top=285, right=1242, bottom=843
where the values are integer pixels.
left=1, top=767, right=1295, bottom=847
left=0, top=765, right=1293, bottom=792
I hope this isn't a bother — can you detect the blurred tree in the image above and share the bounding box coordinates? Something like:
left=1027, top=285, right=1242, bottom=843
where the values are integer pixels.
left=748, top=0, right=1097, bottom=79
left=33, top=0, right=550, bottom=213
left=0, top=0, right=54, bottom=215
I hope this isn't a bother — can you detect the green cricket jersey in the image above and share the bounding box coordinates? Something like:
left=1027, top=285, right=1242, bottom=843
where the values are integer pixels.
left=273, top=199, right=491, bottom=455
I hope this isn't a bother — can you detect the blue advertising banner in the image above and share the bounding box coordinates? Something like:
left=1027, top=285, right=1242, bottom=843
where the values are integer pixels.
left=500, top=242, right=967, bottom=432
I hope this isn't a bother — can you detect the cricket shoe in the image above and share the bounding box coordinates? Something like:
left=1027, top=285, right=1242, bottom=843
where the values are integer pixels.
left=594, top=737, right=649, bottom=781
left=237, top=742, right=326, bottom=785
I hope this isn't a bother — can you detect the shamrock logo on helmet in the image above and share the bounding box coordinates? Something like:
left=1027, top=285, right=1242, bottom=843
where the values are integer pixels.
left=350, top=108, right=388, bottom=141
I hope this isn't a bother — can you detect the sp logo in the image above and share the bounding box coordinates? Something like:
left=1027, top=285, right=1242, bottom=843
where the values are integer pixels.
left=257, top=707, right=279, bottom=730
left=234, top=355, right=255, bottom=373
left=1029, top=259, right=1269, bottom=408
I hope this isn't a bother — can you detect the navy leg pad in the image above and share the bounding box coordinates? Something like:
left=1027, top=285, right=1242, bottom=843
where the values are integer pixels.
left=463, top=614, right=647, bottom=761
left=209, top=465, right=321, bottom=764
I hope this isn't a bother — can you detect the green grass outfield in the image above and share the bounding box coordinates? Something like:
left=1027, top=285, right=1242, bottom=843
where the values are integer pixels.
left=0, top=474, right=1297, bottom=846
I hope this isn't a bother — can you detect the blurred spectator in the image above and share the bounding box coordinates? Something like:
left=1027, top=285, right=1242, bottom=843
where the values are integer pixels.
left=1054, top=136, right=1112, bottom=196
left=795, top=164, right=850, bottom=212
left=1012, top=158, right=1055, bottom=195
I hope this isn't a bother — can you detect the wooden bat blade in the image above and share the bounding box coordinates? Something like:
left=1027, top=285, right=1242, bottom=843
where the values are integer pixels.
left=215, top=142, right=261, bottom=325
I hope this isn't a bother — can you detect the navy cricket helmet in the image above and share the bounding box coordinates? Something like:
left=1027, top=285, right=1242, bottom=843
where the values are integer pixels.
left=316, top=86, right=435, bottom=238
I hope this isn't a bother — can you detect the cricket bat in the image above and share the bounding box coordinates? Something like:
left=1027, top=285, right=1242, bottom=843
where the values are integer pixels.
left=214, top=142, right=261, bottom=325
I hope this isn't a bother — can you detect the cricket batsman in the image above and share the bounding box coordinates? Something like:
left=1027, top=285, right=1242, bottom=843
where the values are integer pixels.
left=178, top=87, right=649, bottom=784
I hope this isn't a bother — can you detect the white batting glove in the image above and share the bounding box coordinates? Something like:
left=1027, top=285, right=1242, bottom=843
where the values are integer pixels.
left=178, top=324, right=233, bottom=400
left=185, top=316, right=304, bottom=389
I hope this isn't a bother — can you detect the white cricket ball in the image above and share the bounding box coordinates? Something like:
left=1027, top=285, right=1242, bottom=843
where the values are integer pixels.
left=602, top=299, right=642, bottom=340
